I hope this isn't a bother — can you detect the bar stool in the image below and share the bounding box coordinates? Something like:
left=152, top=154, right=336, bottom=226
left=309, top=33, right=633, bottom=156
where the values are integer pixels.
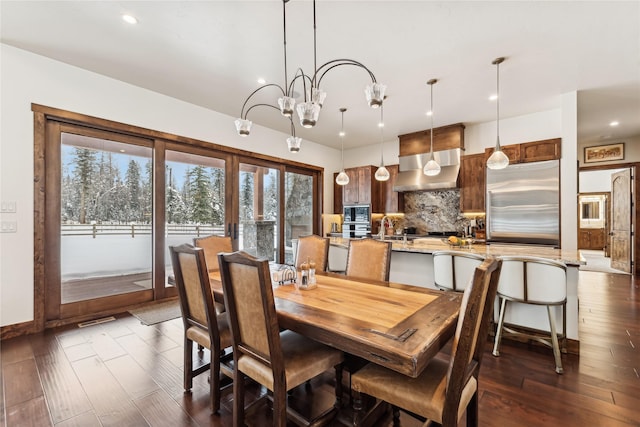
left=433, top=250, right=486, bottom=292
left=492, top=256, right=567, bottom=374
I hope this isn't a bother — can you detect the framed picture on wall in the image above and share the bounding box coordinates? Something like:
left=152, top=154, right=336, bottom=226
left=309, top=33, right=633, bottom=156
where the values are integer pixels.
left=584, top=143, right=625, bottom=163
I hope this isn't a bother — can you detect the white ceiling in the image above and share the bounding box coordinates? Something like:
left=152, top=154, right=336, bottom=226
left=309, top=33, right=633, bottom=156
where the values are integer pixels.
left=2, top=1, right=639, bottom=150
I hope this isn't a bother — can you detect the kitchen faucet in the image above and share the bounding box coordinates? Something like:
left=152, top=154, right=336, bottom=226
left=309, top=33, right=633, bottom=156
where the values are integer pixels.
left=379, top=216, right=390, bottom=240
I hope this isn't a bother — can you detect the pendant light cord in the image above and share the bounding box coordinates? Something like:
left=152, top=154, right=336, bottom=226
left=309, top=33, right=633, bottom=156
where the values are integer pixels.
left=496, top=59, right=500, bottom=147
left=430, top=82, right=434, bottom=160
left=379, top=106, right=384, bottom=165
left=283, top=0, right=288, bottom=93
left=340, top=108, right=345, bottom=170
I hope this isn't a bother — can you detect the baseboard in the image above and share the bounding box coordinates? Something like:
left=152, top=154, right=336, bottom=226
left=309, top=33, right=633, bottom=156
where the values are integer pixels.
left=0, top=320, right=37, bottom=340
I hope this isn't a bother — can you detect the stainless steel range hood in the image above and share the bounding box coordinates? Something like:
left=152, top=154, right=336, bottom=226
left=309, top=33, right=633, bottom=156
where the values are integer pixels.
left=393, top=148, right=461, bottom=192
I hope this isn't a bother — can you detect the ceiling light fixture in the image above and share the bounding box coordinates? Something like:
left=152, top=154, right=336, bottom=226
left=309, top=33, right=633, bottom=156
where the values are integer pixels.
left=235, top=0, right=385, bottom=150
left=335, top=108, right=350, bottom=186
left=486, top=57, right=509, bottom=170
left=122, top=14, right=138, bottom=24
left=375, top=105, right=390, bottom=181
left=610, top=121, right=619, bottom=127
left=423, top=79, right=441, bottom=177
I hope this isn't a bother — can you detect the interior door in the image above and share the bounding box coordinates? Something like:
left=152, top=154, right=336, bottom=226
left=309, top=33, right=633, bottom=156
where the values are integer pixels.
left=610, top=169, right=632, bottom=272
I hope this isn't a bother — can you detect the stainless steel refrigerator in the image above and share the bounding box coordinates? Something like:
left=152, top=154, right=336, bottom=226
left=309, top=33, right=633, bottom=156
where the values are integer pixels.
left=486, top=160, right=560, bottom=246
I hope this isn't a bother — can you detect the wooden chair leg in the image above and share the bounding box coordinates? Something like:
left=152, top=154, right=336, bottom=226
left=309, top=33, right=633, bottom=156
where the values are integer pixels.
left=233, top=371, right=245, bottom=427
left=210, top=346, right=221, bottom=413
left=273, top=384, right=287, bottom=427
left=467, top=391, right=479, bottom=427
left=184, top=338, right=193, bottom=391
left=335, top=364, right=344, bottom=408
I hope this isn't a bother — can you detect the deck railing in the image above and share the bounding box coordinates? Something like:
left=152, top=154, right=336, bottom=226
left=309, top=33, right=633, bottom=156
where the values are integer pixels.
left=61, top=223, right=225, bottom=238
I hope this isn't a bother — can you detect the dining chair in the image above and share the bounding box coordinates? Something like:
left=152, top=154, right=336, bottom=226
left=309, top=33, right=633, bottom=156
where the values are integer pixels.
left=294, top=234, right=330, bottom=272
left=345, top=238, right=392, bottom=282
left=492, top=256, right=567, bottom=374
left=433, top=250, right=486, bottom=292
left=217, top=250, right=344, bottom=427
left=351, top=256, right=502, bottom=427
left=193, top=234, right=232, bottom=314
left=169, top=243, right=233, bottom=413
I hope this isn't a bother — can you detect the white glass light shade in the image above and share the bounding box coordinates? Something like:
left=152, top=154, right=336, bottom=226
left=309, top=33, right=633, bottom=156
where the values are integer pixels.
left=296, top=102, right=321, bottom=128
left=375, top=165, right=390, bottom=181
left=335, top=171, right=350, bottom=186
left=287, top=136, right=302, bottom=153
left=365, top=83, right=386, bottom=108
left=278, top=96, right=296, bottom=117
left=486, top=148, right=509, bottom=170
left=234, top=118, right=252, bottom=136
left=423, top=158, right=441, bottom=176
left=309, top=88, right=327, bottom=108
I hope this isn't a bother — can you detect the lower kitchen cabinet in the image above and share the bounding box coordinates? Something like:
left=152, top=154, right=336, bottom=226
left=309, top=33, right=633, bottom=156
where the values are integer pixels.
left=579, top=228, right=606, bottom=250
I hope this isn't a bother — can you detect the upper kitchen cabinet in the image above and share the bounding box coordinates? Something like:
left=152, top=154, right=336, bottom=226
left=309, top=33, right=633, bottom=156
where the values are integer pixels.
left=399, top=123, right=465, bottom=156
left=520, top=138, right=561, bottom=162
left=341, top=165, right=383, bottom=211
left=459, top=153, right=485, bottom=213
left=383, top=164, right=404, bottom=213
left=485, top=138, right=561, bottom=164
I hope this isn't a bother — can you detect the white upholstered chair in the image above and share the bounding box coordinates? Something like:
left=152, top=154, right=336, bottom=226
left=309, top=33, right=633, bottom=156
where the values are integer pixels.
left=492, top=256, right=567, bottom=374
left=433, top=250, right=486, bottom=292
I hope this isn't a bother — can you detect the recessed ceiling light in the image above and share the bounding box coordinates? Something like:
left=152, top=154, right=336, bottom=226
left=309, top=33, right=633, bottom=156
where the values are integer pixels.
left=489, top=94, right=498, bottom=101
left=257, top=78, right=266, bottom=85
left=122, top=14, right=138, bottom=24
left=609, top=121, right=619, bottom=127
left=119, top=149, right=126, bottom=153
left=426, top=110, right=433, bottom=116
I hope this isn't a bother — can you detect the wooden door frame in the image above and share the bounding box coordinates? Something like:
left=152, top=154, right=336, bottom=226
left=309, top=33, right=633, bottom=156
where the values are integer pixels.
left=579, top=162, right=637, bottom=276
left=24, top=104, right=324, bottom=335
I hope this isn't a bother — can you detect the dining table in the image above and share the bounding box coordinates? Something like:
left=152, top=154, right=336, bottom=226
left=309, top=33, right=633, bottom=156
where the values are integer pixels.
left=208, top=269, right=462, bottom=378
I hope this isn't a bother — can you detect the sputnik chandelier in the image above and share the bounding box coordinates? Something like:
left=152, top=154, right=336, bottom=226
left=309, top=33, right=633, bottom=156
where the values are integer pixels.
left=234, top=0, right=386, bottom=152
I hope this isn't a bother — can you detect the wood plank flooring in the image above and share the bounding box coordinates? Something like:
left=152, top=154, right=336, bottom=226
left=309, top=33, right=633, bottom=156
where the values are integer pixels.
left=1, top=270, right=639, bottom=426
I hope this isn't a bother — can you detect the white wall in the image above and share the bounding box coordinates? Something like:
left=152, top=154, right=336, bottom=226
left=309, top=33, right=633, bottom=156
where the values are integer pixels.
left=0, top=44, right=340, bottom=327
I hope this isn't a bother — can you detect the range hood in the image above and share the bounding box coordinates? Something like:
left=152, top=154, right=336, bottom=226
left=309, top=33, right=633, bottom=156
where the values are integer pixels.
left=393, top=148, right=461, bottom=192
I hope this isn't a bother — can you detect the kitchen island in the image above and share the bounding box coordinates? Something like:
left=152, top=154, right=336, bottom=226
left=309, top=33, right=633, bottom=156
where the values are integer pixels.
left=326, top=236, right=584, bottom=352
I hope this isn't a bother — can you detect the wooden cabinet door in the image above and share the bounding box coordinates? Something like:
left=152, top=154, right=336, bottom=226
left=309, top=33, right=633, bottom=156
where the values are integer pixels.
left=333, top=173, right=343, bottom=214
left=357, top=167, right=372, bottom=205
left=578, top=229, right=591, bottom=249
left=590, top=229, right=605, bottom=250
left=485, top=144, right=521, bottom=164
left=383, top=165, right=404, bottom=213
left=342, top=168, right=360, bottom=205
left=521, top=138, right=561, bottom=162
left=459, top=153, right=486, bottom=212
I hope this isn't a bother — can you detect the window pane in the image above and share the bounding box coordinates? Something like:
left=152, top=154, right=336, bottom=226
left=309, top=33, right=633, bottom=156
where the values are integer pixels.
left=165, top=150, right=226, bottom=279
left=238, top=164, right=279, bottom=262
left=284, top=172, right=313, bottom=264
left=61, top=133, right=152, bottom=303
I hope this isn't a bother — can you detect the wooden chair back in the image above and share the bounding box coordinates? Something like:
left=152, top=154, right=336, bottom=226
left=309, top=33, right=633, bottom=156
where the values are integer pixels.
left=170, top=243, right=219, bottom=340
left=217, top=251, right=285, bottom=381
left=442, top=256, right=502, bottom=425
left=345, top=238, right=392, bottom=282
left=295, top=234, right=330, bottom=271
left=193, top=234, right=233, bottom=272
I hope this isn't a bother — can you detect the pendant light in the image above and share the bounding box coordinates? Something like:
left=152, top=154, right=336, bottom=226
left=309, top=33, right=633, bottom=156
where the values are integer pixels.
left=335, top=108, right=350, bottom=186
left=423, top=79, right=441, bottom=176
left=374, top=105, right=390, bottom=181
left=486, top=57, right=510, bottom=170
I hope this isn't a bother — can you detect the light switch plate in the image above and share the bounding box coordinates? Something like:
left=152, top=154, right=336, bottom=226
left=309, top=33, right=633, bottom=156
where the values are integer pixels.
left=1, top=221, right=17, bottom=233
left=1, top=201, right=17, bottom=213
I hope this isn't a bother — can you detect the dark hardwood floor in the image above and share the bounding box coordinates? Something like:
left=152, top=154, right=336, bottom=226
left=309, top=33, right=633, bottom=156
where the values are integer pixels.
left=1, top=270, right=639, bottom=426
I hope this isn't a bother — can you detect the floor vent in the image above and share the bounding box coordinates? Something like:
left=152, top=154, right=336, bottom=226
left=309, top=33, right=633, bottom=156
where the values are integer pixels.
left=77, top=316, right=116, bottom=328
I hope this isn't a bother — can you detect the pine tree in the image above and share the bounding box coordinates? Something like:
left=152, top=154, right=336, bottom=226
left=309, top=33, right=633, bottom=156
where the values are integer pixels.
left=125, top=160, right=142, bottom=222
left=210, top=167, right=225, bottom=225
left=187, top=165, right=212, bottom=224
left=239, top=171, right=254, bottom=221
left=72, top=147, right=96, bottom=224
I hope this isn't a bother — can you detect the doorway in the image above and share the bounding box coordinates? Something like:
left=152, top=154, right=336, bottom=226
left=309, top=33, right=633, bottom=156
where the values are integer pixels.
left=578, top=166, right=634, bottom=275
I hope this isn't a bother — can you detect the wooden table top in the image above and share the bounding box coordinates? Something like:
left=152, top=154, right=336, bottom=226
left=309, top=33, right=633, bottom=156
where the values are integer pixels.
left=209, top=270, right=461, bottom=378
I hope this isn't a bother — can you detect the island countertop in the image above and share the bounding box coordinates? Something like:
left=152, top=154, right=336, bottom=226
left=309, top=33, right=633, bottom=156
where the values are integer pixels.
left=328, top=236, right=585, bottom=267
